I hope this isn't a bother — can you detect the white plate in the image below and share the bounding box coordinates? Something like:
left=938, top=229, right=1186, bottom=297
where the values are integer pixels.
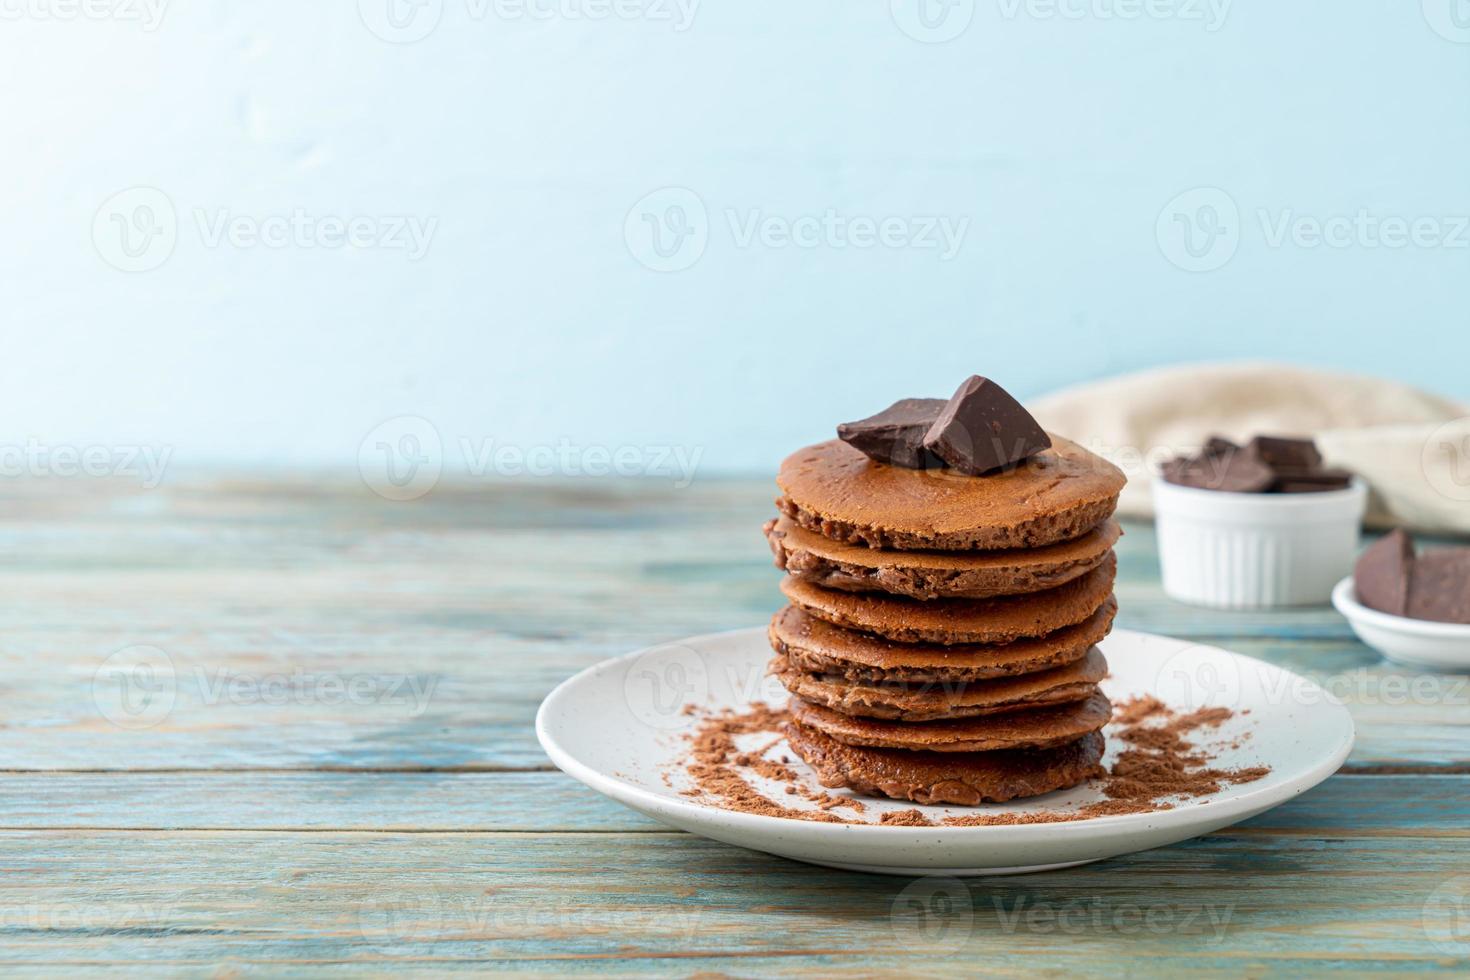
left=1333, top=575, right=1470, bottom=672
left=536, top=627, right=1354, bottom=876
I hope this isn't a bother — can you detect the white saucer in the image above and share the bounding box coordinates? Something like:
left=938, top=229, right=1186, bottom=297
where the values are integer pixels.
left=1332, top=575, right=1470, bottom=672
left=536, top=626, right=1354, bottom=876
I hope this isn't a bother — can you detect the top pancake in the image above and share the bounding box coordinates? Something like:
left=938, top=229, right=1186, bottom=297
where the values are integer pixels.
left=765, top=515, right=1121, bottom=600
left=776, top=435, right=1126, bottom=551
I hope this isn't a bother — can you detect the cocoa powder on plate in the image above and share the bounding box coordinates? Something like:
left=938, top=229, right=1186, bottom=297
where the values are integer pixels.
left=677, top=695, right=1267, bottom=826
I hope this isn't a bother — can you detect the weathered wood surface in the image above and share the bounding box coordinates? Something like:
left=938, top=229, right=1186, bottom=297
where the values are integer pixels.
left=0, top=475, right=1465, bottom=974
left=0, top=771, right=1462, bottom=835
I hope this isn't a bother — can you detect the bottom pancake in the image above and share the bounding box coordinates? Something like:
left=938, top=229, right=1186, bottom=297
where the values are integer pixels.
left=786, top=721, right=1105, bottom=805
left=789, top=691, right=1111, bottom=752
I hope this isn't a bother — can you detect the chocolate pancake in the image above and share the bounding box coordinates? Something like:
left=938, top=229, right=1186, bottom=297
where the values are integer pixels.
left=789, top=691, right=1112, bottom=752
left=771, top=647, right=1107, bottom=722
left=786, top=722, right=1105, bottom=806
left=765, top=516, right=1121, bottom=600
left=769, top=599, right=1117, bottom=683
left=779, top=553, right=1116, bottom=645
left=776, top=435, right=1125, bottom=551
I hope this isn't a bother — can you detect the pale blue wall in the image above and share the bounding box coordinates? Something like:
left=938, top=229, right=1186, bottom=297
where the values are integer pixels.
left=3, top=1, right=1468, bottom=472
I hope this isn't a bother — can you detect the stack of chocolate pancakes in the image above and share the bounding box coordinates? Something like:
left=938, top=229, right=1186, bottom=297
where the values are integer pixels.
left=763, top=379, right=1127, bottom=807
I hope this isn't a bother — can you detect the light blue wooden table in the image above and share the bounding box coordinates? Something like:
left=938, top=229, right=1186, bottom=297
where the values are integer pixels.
left=0, top=475, right=1465, bottom=975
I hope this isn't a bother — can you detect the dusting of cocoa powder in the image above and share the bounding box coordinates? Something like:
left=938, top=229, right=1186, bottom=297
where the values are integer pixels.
left=681, top=704, right=863, bottom=820
left=676, top=695, right=1269, bottom=826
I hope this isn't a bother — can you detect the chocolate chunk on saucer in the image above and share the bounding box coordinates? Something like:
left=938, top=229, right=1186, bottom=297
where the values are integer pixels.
left=771, top=647, right=1107, bottom=722
left=785, top=723, right=1105, bottom=806
left=779, top=554, right=1116, bottom=645
left=777, top=435, right=1125, bottom=551
left=1407, top=550, right=1470, bottom=624
left=789, top=691, right=1112, bottom=752
left=922, top=375, right=1052, bottom=475
left=764, top=515, right=1121, bottom=600
left=1354, top=528, right=1470, bottom=624
left=769, top=599, right=1117, bottom=684
left=837, top=398, right=946, bottom=469
left=1355, top=529, right=1414, bottom=616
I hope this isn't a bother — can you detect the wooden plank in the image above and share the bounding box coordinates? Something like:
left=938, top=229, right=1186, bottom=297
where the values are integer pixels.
left=0, top=771, right=1465, bottom=837
left=0, top=830, right=1462, bottom=970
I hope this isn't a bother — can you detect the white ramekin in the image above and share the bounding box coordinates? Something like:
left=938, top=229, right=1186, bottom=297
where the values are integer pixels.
left=1152, top=477, right=1368, bottom=609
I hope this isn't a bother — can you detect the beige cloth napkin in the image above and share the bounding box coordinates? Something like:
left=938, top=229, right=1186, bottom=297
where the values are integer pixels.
left=1030, top=362, right=1470, bottom=535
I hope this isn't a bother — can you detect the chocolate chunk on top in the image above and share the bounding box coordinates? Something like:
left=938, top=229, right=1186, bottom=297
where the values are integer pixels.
left=836, top=398, right=946, bottom=469
left=1354, top=528, right=1414, bottom=616
left=921, top=376, right=1051, bottom=475
left=1407, top=549, right=1470, bottom=624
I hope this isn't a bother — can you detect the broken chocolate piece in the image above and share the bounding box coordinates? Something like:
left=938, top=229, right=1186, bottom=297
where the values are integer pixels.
left=837, top=398, right=946, bottom=469
left=1407, top=549, right=1470, bottom=624
left=1162, top=433, right=1354, bottom=494
left=1201, top=436, right=1239, bottom=458
left=1354, top=529, right=1414, bottom=616
left=1161, top=447, right=1274, bottom=493
left=921, top=376, right=1051, bottom=476
left=1270, top=467, right=1353, bottom=493
left=1248, top=435, right=1322, bottom=471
